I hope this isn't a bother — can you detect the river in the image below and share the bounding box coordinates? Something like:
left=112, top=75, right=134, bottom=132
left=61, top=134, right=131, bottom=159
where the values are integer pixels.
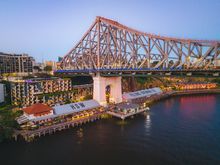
left=1, top=94, right=220, bottom=165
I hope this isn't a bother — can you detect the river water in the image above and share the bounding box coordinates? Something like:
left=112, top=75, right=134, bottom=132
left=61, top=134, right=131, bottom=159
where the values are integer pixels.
left=1, top=94, right=220, bottom=165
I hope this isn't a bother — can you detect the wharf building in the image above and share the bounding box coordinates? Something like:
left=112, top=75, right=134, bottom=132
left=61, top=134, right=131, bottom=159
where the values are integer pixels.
left=16, top=100, right=101, bottom=125
left=0, top=52, right=35, bottom=74
left=10, top=77, right=93, bottom=108
left=122, top=87, right=163, bottom=103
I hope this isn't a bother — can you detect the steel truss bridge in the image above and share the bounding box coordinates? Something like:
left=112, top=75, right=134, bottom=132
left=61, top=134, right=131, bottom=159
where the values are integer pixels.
left=57, top=16, right=220, bottom=76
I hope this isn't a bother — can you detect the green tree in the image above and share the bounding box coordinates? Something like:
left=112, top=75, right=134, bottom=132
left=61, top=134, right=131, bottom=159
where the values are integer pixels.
left=83, top=94, right=93, bottom=100
left=44, top=65, right=53, bottom=72
left=33, top=66, right=42, bottom=72
left=0, top=106, right=21, bottom=142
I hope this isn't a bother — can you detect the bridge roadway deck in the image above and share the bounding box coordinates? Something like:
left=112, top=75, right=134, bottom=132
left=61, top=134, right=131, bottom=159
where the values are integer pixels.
left=55, top=68, right=220, bottom=73
left=55, top=68, right=220, bottom=77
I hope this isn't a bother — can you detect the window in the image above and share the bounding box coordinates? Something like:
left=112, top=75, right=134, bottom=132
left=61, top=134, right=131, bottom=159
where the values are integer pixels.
left=79, top=103, right=85, bottom=108
left=70, top=105, right=76, bottom=110
left=75, top=104, right=80, bottom=109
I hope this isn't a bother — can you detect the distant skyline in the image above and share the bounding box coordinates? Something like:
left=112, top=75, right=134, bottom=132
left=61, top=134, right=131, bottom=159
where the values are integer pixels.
left=0, top=0, right=220, bottom=62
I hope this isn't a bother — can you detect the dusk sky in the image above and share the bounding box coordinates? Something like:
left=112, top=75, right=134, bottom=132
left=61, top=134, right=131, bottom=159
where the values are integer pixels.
left=0, top=0, right=220, bottom=62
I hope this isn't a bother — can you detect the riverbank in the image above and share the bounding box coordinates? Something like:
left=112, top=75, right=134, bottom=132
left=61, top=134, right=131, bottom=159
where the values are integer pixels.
left=173, top=89, right=220, bottom=96
left=11, top=88, right=220, bottom=142
left=147, top=89, right=220, bottom=105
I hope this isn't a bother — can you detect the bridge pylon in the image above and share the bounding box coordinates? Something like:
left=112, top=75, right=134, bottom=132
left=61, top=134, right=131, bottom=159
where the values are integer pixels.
left=93, top=73, right=122, bottom=106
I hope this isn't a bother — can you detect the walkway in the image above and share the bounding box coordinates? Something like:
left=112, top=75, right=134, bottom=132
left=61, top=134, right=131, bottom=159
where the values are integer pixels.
left=13, top=112, right=104, bottom=142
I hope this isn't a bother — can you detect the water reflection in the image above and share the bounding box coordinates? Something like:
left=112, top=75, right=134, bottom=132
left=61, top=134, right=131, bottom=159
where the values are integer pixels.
left=180, top=95, right=216, bottom=111
left=145, top=114, right=151, bottom=135
left=116, top=120, right=128, bottom=126
left=179, top=95, right=216, bottom=119
left=116, top=120, right=128, bottom=135
left=76, top=128, right=84, bottom=144
left=164, top=98, right=175, bottom=110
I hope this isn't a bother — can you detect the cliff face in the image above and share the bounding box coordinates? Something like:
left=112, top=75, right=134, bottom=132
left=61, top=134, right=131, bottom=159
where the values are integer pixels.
left=122, top=77, right=164, bottom=93
left=121, top=77, right=220, bottom=93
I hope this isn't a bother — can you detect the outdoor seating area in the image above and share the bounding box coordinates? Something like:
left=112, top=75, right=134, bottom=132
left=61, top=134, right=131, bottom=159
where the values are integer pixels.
left=107, top=101, right=149, bottom=120
left=19, top=107, right=104, bottom=130
left=110, top=102, right=140, bottom=115
left=107, top=97, right=150, bottom=120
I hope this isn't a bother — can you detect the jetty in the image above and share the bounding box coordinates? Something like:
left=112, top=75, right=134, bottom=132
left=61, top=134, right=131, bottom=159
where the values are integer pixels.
left=13, top=113, right=103, bottom=142
left=107, top=107, right=149, bottom=120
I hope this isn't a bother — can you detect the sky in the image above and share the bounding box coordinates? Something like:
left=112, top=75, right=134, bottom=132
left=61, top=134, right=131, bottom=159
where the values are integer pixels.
left=0, top=0, right=220, bottom=62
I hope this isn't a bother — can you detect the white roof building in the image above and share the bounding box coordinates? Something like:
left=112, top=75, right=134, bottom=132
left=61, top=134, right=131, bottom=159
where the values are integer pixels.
left=122, top=87, right=163, bottom=101
left=17, top=99, right=101, bottom=124
left=53, top=100, right=100, bottom=116
left=0, top=84, right=5, bottom=103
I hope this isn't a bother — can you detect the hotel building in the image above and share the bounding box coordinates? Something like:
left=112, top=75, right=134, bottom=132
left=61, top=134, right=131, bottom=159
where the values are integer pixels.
left=11, top=77, right=93, bottom=107
left=0, top=52, right=35, bottom=74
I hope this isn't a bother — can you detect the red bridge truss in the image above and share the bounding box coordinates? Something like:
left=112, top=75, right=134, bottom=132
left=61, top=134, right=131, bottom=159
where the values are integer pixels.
left=60, top=16, right=220, bottom=71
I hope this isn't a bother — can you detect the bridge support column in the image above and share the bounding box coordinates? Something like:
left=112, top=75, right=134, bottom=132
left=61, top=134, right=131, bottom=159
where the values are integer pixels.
left=93, top=74, right=122, bottom=106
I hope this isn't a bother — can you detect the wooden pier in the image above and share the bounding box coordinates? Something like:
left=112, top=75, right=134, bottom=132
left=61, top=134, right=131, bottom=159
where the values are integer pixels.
left=107, top=108, right=148, bottom=120
left=13, top=113, right=103, bottom=142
